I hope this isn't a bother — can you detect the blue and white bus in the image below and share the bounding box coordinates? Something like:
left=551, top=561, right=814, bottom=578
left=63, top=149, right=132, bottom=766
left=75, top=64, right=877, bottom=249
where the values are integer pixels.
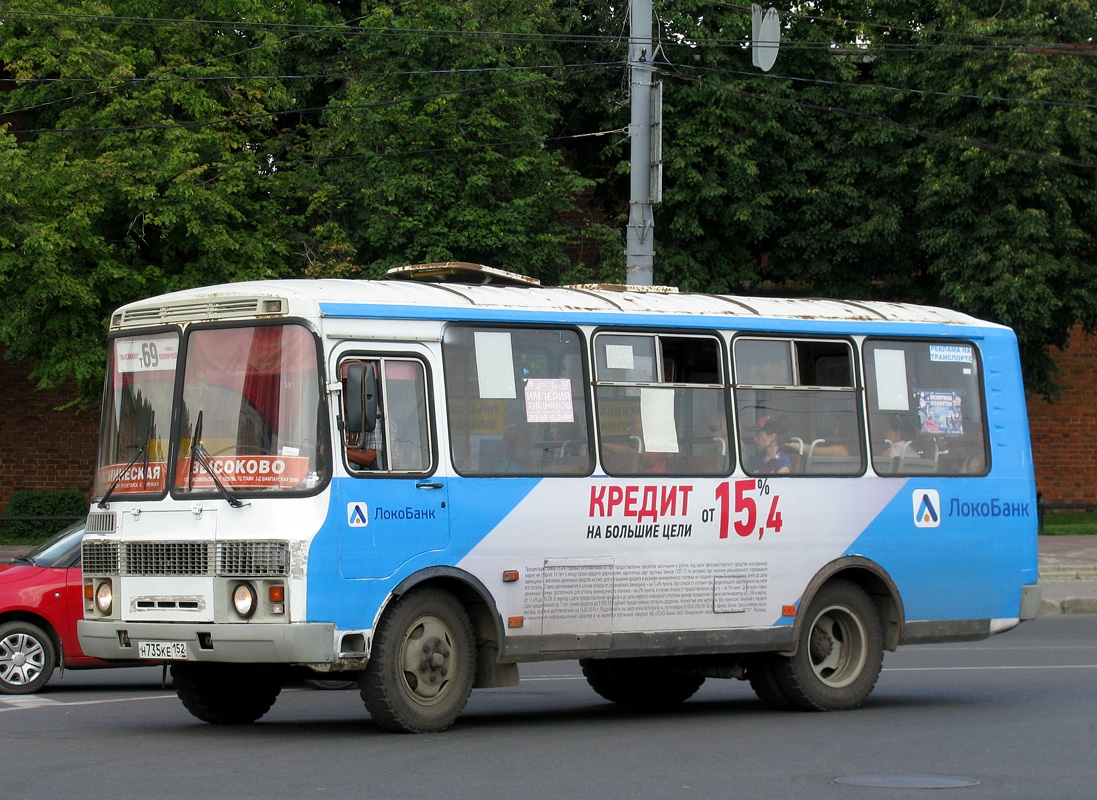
left=78, top=262, right=1040, bottom=732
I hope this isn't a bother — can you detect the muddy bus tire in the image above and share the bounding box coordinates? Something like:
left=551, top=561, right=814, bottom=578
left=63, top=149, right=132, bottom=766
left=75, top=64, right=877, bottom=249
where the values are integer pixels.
left=580, top=658, right=705, bottom=708
left=171, top=663, right=282, bottom=724
left=746, top=656, right=794, bottom=710
left=359, top=588, right=476, bottom=733
left=774, top=580, right=883, bottom=711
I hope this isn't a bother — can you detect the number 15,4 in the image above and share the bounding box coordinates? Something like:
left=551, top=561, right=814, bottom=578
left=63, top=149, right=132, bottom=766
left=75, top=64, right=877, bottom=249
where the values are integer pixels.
left=715, top=479, right=783, bottom=540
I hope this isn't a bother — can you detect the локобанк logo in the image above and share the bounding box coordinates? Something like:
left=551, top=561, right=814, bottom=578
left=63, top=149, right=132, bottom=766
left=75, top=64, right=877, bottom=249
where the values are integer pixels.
left=912, top=489, right=940, bottom=528
left=347, top=502, right=369, bottom=527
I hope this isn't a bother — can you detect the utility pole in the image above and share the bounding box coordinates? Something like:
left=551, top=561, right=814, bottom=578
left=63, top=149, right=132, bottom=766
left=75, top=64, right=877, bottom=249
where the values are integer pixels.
left=626, top=0, right=658, bottom=286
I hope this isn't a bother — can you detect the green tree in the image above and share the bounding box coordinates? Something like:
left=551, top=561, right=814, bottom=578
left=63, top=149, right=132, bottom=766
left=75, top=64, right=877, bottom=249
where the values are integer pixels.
left=559, top=0, right=1097, bottom=396
left=0, top=0, right=340, bottom=394
left=301, top=0, right=614, bottom=283
left=0, top=1, right=615, bottom=398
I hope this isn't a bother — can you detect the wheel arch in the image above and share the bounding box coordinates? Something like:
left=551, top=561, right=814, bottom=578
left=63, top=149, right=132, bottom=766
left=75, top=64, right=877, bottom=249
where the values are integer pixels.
left=384, top=567, right=515, bottom=689
left=786, top=556, right=905, bottom=657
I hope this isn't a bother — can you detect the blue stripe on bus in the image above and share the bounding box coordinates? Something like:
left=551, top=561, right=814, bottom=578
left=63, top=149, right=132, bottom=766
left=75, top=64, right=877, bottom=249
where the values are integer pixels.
left=319, top=302, right=994, bottom=340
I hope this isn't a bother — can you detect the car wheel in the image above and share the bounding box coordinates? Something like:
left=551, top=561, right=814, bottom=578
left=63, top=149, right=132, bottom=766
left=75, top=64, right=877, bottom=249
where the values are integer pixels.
left=0, top=621, right=57, bottom=694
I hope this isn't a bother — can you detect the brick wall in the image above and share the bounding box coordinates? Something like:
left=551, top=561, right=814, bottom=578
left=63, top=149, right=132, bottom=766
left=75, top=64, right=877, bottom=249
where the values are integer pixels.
left=1028, top=324, right=1097, bottom=506
left=0, top=357, right=99, bottom=511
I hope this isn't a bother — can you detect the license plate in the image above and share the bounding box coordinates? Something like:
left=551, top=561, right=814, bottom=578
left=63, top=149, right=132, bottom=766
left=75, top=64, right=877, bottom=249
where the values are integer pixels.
left=138, top=641, right=188, bottom=660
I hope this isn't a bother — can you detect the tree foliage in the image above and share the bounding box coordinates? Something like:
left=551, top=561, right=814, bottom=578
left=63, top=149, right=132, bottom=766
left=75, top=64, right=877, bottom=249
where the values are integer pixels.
left=558, top=0, right=1097, bottom=398
left=0, top=0, right=613, bottom=397
left=2, top=1, right=1095, bottom=399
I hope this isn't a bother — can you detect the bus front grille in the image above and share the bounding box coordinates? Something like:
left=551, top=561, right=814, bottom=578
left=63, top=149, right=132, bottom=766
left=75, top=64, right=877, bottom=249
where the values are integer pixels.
left=84, top=541, right=291, bottom=577
left=216, top=541, right=289, bottom=576
left=83, top=540, right=120, bottom=573
left=123, top=542, right=212, bottom=576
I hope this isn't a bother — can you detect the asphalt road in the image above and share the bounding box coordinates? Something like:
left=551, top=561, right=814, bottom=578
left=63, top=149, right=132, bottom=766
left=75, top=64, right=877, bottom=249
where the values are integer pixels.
left=2, top=615, right=1095, bottom=800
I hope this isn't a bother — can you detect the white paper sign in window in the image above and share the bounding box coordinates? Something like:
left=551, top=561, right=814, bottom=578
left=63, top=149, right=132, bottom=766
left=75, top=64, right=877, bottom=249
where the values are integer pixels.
left=640, top=388, right=679, bottom=453
left=874, top=349, right=910, bottom=411
left=524, top=378, right=574, bottom=423
left=474, top=331, right=516, bottom=398
left=605, top=344, right=635, bottom=371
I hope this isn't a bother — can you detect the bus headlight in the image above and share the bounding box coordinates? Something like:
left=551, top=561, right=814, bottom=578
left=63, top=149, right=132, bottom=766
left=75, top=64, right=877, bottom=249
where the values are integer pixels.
left=232, top=583, right=257, bottom=618
left=95, top=581, right=114, bottom=615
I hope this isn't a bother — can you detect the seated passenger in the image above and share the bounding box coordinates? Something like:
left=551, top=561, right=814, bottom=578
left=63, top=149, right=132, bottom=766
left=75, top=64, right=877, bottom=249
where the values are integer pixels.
left=498, top=424, right=538, bottom=473
left=751, top=415, right=792, bottom=474
left=880, top=415, right=919, bottom=459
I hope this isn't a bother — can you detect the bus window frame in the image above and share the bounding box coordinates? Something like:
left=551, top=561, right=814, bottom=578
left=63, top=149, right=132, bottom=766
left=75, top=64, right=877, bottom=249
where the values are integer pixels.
left=592, top=327, right=733, bottom=478
left=862, top=336, right=990, bottom=477
left=731, top=334, right=866, bottom=478
left=336, top=351, right=439, bottom=478
left=441, top=322, right=595, bottom=479
left=94, top=324, right=183, bottom=503
left=168, top=317, right=332, bottom=501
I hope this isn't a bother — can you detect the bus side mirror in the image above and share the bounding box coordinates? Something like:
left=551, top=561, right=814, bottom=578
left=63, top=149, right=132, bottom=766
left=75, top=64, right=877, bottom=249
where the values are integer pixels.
left=345, top=363, right=378, bottom=434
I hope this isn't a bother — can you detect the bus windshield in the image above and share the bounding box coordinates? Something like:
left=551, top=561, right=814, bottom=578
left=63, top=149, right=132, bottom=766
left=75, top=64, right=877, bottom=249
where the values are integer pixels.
left=94, top=331, right=180, bottom=499
left=174, top=323, right=328, bottom=497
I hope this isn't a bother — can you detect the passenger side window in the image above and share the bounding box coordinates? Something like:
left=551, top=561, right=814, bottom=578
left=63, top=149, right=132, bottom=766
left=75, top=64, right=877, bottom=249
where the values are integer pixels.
left=864, top=340, right=987, bottom=476
left=594, top=332, right=731, bottom=476
left=733, top=338, right=864, bottom=476
left=340, top=357, right=432, bottom=474
left=442, top=326, right=592, bottom=476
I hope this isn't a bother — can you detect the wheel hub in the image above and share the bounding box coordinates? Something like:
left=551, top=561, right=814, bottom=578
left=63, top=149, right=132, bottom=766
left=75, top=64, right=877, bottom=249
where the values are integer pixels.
left=418, top=639, right=450, bottom=685
left=809, top=626, right=834, bottom=662
left=400, top=617, right=458, bottom=703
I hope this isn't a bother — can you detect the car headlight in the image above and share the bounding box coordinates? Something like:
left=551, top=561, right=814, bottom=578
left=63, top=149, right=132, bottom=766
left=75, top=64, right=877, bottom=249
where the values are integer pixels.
left=95, top=580, right=114, bottom=615
left=232, top=583, right=257, bottom=618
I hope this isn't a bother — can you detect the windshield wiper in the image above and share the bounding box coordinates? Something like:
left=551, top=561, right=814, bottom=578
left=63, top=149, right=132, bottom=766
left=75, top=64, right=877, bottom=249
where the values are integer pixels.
left=11, top=554, right=35, bottom=566
left=187, top=410, right=248, bottom=509
left=97, top=426, right=152, bottom=509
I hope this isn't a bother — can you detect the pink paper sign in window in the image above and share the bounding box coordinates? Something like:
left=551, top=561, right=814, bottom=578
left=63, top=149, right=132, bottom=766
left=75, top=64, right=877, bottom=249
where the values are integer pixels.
left=524, top=378, right=574, bottom=423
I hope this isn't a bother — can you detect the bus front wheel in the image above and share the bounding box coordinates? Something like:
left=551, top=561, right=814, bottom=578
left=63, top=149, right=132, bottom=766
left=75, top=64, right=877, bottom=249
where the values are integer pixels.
left=774, top=580, right=883, bottom=711
left=360, top=588, right=476, bottom=733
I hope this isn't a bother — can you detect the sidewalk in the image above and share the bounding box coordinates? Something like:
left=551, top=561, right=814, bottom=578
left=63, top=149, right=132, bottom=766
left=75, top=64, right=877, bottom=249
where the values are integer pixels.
left=1035, top=535, right=1097, bottom=615
left=3, top=536, right=1096, bottom=614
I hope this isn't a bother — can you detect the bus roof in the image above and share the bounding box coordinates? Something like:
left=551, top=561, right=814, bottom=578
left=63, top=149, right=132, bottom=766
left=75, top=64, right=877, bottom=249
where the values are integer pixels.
left=110, top=265, right=997, bottom=330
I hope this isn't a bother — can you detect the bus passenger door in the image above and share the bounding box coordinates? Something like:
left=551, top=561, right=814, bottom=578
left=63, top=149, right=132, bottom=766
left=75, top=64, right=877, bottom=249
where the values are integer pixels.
left=334, top=348, right=449, bottom=580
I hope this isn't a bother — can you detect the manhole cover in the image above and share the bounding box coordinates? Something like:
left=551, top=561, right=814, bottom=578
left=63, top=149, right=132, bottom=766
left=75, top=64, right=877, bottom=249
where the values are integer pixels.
left=834, top=775, right=981, bottom=789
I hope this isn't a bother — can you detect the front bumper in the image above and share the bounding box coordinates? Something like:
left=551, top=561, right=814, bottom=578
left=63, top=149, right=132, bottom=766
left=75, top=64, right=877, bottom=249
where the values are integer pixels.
left=78, top=619, right=336, bottom=665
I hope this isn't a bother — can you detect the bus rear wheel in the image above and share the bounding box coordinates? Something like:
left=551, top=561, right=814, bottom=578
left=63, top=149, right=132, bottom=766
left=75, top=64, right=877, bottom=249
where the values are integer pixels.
left=360, top=588, right=476, bottom=733
left=580, top=658, right=705, bottom=708
left=746, top=656, right=793, bottom=710
left=171, top=663, right=282, bottom=724
left=774, top=580, right=883, bottom=711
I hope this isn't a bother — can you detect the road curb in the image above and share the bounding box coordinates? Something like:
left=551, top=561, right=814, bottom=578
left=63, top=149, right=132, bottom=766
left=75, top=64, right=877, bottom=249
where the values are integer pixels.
left=1040, top=597, right=1097, bottom=615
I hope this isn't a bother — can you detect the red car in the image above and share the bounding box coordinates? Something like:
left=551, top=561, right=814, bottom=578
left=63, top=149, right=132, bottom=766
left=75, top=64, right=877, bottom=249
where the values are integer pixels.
left=0, top=522, right=113, bottom=693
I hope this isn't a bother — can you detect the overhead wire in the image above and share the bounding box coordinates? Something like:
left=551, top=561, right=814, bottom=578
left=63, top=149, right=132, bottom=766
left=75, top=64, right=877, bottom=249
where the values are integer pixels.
left=16, top=126, right=630, bottom=178
left=6, top=66, right=613, bottom=136
left=664, top=69, right=1097, bottom=169
left=665, top=60, right=1097, bottom=111
left=699, top=0, right=1097, bottom=54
